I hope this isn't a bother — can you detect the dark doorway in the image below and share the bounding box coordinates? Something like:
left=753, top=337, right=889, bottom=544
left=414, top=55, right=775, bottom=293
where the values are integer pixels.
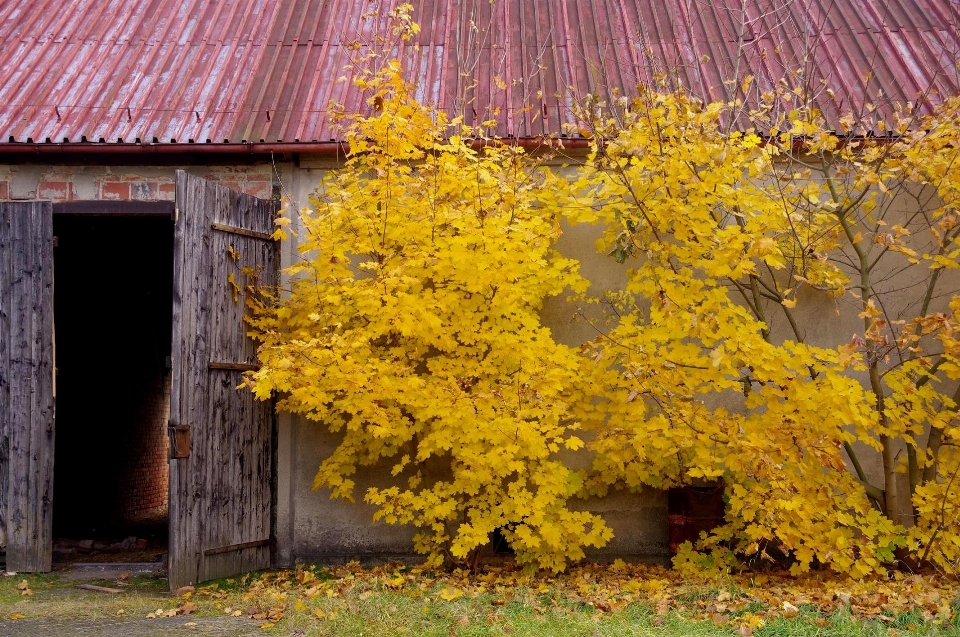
left=51, top=214, right=173, bottom=563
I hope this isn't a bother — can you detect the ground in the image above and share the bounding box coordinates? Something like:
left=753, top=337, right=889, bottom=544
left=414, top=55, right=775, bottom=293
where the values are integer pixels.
left=0, top=562, right=959, bottom=636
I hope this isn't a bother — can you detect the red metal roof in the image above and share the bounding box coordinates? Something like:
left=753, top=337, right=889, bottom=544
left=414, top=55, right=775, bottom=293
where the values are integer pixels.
left=1, top=0, right=958, bottom=149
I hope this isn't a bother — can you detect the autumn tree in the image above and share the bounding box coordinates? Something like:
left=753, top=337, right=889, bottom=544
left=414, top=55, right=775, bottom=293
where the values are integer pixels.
left=247, top=55, right=612, bottom=571
left=563, top=85, right=960, bottom=576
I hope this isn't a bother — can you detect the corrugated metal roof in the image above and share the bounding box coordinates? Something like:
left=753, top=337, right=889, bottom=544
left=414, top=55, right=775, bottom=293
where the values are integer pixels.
left=1, top=0, right=958, bottom=146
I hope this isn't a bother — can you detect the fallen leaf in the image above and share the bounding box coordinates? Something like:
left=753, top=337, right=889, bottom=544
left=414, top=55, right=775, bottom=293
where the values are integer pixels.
left=175, top=585, right=196, bottom=596
left=8, top=614, right=25, bottom=620
left=782, top=601, right=799, bottom=618
left=438, top=586, right=463, bottom=601
left=180, top=601, right=197, bottom=615
left=259, top=622, right=275, bottom=629
left=183, top=622, right=197, bottom=627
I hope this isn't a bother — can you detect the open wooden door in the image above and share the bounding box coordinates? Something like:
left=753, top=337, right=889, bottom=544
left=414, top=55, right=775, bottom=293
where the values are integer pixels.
left=169, top=171, right=276, bottom=590
left=0, top=201, right=55, bottom=572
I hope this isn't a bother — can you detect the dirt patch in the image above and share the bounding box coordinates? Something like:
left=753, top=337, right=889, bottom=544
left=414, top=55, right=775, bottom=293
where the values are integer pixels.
left=0, top=616, right=264, bottom=637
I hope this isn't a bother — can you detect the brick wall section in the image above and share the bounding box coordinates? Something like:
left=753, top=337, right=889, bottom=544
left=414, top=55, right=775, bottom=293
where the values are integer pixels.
left=117, top=373, right=171, bottom=522
left=200, top=166, right=273, bottom=200
left=0, top=165, right=274, bottom=201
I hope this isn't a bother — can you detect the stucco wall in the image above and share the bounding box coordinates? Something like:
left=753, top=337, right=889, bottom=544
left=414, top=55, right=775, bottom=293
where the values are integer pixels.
left=269, top=156, right=672, bottom=566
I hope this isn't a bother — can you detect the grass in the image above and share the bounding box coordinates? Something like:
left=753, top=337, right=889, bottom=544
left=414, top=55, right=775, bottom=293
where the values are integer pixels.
left=0, top=564, right=959, bottom=636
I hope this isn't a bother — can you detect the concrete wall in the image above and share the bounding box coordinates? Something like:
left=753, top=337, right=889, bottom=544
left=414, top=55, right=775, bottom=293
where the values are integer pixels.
left=271, top=156, right=670, bottom=565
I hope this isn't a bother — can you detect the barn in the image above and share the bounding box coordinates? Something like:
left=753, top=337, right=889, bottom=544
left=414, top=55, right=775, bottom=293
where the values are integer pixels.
left=1, top=0, right=958, bottom=590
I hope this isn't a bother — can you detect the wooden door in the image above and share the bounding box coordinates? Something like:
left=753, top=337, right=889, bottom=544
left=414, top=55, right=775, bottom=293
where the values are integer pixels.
left=0, top=201, right=55, bottom=573
left=169, top=171, right=276, bottom=590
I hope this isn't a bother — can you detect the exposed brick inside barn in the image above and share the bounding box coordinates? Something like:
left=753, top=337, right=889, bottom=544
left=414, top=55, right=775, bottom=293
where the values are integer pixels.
left=117, top=374, right=171, bottom=521
left=52, top=214, right=173, bottom=538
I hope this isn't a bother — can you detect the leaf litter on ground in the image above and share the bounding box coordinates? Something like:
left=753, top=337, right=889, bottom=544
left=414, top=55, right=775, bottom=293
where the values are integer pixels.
left=184, top=559, right=960, bottom=634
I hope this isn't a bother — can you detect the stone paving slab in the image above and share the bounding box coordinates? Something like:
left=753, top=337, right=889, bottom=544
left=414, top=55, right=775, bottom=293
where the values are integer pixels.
left=0, top=615, right=267, bottom=637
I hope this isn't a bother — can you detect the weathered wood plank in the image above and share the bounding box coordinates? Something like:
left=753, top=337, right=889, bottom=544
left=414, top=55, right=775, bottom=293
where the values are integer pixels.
left=52, top=201, right=174, bottom=217
left=169, top=172, right=276, bottom=590
left=76, top=584, right=125, bottom=594
left=211, top=223, right=274, bottom=242
left=1, top=201, right=54, bottom=572
left=208, top=362, right=260, bottom=372
left=203, top=538, right=270, bottom=557
left=0, top=206, right=10, bottom=553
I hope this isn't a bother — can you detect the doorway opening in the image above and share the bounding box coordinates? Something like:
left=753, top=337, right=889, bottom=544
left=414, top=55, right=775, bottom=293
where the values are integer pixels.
left=51, top=213, right=173, bottom=565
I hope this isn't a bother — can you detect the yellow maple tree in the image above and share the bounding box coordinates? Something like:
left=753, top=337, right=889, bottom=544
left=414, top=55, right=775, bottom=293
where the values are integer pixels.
left=248, top=56, right=611, bottom=571
left=562, top=87, right=960, bottom=575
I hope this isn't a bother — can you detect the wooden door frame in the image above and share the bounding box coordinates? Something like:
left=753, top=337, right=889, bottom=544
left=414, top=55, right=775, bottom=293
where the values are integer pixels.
left=39, top=201, right=177, bottom=570
left=52, top=201, right=175, bottom=217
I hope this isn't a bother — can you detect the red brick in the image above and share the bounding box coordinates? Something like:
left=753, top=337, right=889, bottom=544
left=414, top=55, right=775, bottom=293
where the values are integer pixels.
left=100, top=181, right=130, bottom=200
left=242, top=182, right=272, bottom=199
left=0, top=181, right=8, bottom=200
left=38, top=180, right=73, bottom=201
left=158, top=182, right=175, bottom=200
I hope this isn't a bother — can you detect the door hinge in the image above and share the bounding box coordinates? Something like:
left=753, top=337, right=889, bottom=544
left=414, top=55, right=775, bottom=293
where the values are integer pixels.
left=168, top=423, right=191, bottom=459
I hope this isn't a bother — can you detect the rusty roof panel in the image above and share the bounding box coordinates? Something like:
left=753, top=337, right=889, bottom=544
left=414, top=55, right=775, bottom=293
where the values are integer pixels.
left=1, top=0, right=958, bottom=147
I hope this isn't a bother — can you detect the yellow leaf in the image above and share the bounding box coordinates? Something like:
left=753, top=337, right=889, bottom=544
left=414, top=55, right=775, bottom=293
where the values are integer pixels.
left=438, top=586, right=464, bottom=601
